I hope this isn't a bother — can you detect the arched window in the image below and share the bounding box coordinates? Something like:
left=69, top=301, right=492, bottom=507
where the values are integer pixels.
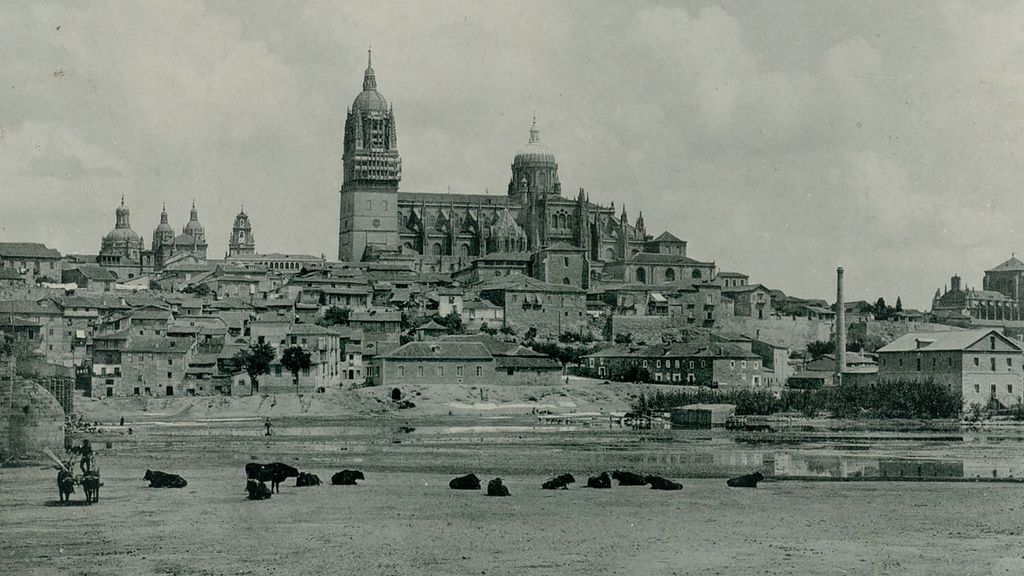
left=692, top=269, right=702, bottom=279
left=431, top=243, right=442, bottom=256
left=562, top=278, right=571, bottom=285
left=459, top=244, right=470, bottom=257
left=664, top=268, right=676, bottom=282
left=636, top=268, right=647, bottom=284
left=604, top=247, right=615, bottom=261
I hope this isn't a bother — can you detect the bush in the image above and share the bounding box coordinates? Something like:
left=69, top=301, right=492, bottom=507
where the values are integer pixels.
left=630, top=378, right=961, bottom=419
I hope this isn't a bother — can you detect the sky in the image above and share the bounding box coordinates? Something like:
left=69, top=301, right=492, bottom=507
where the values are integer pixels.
left=2, top=0, right=1023, bottom=308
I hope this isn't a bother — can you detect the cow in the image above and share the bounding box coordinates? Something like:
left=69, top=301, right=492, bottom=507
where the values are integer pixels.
left=646, top=475, right=682, bottom=491
left=245, top=462, right=299, bottom=493
left=542, top=473, right=575, bottom=490
left=81, top=474, right=101, bottom=504
left=144, top=469, right=188, bottom=488
left=486, top=477, right=510, bottom=497
left=727, top=472, right=765, bottom=488
left=296, top=472, right=321, bottom=487
left=245, top=478, right=272, bottom=500
left=331, top=470, right=365, bottom=486
left=586, top=472, right=611, bottom=489
left=57, top=469, right=75, bottom=503
left=448, top=474, right=481, bottom=490
left=611, top=470, right=648, bottom=486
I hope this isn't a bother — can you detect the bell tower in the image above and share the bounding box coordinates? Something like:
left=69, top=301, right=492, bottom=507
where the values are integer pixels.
left=338, top=48, right=401, bottom=261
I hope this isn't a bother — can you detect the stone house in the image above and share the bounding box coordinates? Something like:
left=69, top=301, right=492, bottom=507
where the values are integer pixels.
left=62, top=265, right=117, bottom=292
left=530, top=242, right=589, bottom=289
left=261, top=325, right=346, bottom=392
left=583, top=341, right=765, bottom=388
left=876, top=328, right=1024, bottom=409
left=117, top=336, right=196, bottom=397
left=477, top=275, right=586, bottom=336
left=369, top=341, right=495, bottom=387
left=0, top=242, right=62, bottom=284
left=721, top=284, right=773, bottom=319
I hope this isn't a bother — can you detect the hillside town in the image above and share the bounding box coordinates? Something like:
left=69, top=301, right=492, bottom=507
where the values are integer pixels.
left=4, top=53, right=1024, bottom=416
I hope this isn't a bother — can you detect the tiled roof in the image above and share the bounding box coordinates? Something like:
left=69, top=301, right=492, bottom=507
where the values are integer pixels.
left=627, top=252, right=713, bottom=266
left=379, top=341, right=493, bottom=360
left=540, top=242, right=586, bottom=252
left=0, top=299, right=63, bottom=316
left=68, top=265, right=116, bottom=281
left=0, top=242, right=61, bottom=259
left=721, top=283, right=770, bottom=294
left=477, top=275, right=584, bottom=294
left=650, top=231, right=684, bottom=244
left=987, top=256, right=1024, bottom=273
left=716, top=271, right=749, bottom=278
left=0, top=268, right=23, bottom=281
left=415, top=320, right=449, bottom=332
left=440, top=334, right=518, bottom=355
left=474, top=251, right=533, bottom=263
left=877, top=329, right=1012, bottom=353
left=584, top=341, right=758, bottom=360
left=350, top=310, right=402, bottom=322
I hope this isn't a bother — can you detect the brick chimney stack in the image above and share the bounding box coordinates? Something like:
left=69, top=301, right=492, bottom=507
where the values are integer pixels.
left=836, top=267, right=846, bottom=378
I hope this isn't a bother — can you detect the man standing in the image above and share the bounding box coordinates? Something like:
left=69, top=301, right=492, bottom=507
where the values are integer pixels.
left=264, top=417, right=273, bottom=436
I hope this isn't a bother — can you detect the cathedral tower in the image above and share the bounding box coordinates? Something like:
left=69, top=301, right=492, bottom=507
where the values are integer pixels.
left=338, top=49, right=401, bottom=261
left=228, top=208, right=256, bottom=256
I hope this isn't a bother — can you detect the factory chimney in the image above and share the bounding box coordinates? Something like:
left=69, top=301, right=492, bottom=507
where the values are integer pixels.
left=836, top=267, right=846, bottom=379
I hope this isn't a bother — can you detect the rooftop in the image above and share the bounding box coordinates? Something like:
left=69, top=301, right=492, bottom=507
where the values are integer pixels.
left=378, top=341, right=493, bottom=361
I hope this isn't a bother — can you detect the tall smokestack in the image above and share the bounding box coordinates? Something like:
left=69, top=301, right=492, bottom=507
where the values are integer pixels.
left=836, top=267, right=846, bottom=378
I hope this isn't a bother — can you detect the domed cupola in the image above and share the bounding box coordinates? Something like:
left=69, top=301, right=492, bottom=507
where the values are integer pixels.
left=152, top=203, right=174, bottom=250
left=100, top=195, right=144, bottom=260
left=508, top=115, right=561, bottom=203
left=182, top=200, right=206, bottom=244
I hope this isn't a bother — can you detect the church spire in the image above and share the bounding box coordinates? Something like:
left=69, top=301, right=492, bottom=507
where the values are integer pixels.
left=363, top=45, right=377, bottom=91
left=529, top=112, right=540, bottom=143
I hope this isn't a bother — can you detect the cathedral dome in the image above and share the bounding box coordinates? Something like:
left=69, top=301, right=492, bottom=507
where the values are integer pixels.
left=513, top=118, right=556, bottom=166
left=351, top=49, right=389, bottom=114
left=104, top=196, right=142, bottom=244
left=154, top=205, right=173, bottom=235
left=183, top=201, right=205, bottom=240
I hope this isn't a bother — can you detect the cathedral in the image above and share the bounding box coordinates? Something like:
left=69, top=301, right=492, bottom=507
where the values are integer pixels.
left=337, top=52, right=704, bottom=280
left=96, top=198, right=208, bottom=278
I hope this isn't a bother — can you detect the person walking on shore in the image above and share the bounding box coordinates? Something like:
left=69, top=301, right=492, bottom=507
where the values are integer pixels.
left=264, top=417, right=273, bottom=436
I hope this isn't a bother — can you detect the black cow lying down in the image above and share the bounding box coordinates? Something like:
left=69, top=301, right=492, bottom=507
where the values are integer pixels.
left=82, top=474, right=101, bottom=504
left=542, top=473, right=575, bottom=490
left=612, top=470, right=648, bottom=486
left=331, top=470, right=364, bottom=485
left=144, top=469, right=188, bottom=488
left=486, top=478, right=510, bottom=497
left=246, top=462, right=299, bottom=493
left=646, top=475, right=682, bottom=491
left=246, top=479, right=272, bottom=500
left=57, top=469, right=75, bottom=503
left=296, top=472, right=321, bottom=487
left=727, top=472, right=764, bottom=488
left=449, top=474, right=481, bottom=490
left=586, top=472, right=611, bottom=489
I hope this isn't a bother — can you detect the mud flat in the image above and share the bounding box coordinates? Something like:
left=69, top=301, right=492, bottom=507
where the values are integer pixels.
left=5, top=414, right=1024, bottom=575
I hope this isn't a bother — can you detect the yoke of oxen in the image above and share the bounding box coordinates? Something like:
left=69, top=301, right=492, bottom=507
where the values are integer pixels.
left=486, top=478, right=510, bottom=497
left=611, top=470, right=648, bottom=486
left=586, top=472, right=611, bottom=489
left=449, top=474, right=481, bottom=490
left=331, top=470, right=365, bottom=485
left=646, top=475, right=682, bottom=491
left=542, top=473, right=576, bottom=490
left=727, top=472, right=764, bottom=488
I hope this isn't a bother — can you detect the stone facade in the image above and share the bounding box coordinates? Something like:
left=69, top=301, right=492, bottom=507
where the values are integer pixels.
left=876, top=329, right=1024, bottom=408
left=477, top=276, right=587, bottom=336
left=227, top=208, right=256, bottom=256
left=115, top=336, right=196, bottom=397
left=583, top=341, right=765, bottom=388
left=0, top=242, right=62, bottom=284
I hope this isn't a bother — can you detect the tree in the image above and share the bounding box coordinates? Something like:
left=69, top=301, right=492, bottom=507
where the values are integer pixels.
left=614, top=333, right=633, bottom=344
left=806, top=340, right=835, bottom=359
left=235, top=342, right=276, bottom=394
left=498, top=324, right=517, bottom=336
left=318, top=306, right=351, bottom=327
left=602, top=315, right=613, bottom=341
left=436, top=312, right=464, bottom=334
left=895, top=297, right=903, bottom=313
left=280, top=346, right=312, bottom=392
left=479, top=323, right=497, bottom=335
left=523, top=327, right=538, bottom=342
left=182, top=283, right=212, bottom=297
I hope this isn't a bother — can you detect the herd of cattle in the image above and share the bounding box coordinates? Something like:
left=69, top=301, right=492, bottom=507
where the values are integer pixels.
left=58, top=461, right=765, bottom=503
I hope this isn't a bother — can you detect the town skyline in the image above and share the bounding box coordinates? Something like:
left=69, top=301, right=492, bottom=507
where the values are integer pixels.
left=5, top=1, right=1024, bottom=308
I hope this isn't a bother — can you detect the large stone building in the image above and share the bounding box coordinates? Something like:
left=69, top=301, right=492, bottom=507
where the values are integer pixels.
left=876, top=328, right=1023, bottom=409
left=932, top=273, right=1020, bottom=324
left=335, top=52, right=706, bottom=281
left=98, top=196, right=153, bottom=278
left=151, top=202, right=209, bottom=271
left=227, top=208, right=257, bottom=257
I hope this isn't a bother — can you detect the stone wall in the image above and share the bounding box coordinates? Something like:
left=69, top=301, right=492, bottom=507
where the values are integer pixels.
left=0, top=381, right=65, bottom=461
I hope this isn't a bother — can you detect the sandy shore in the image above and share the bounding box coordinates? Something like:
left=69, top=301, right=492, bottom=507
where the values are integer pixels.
left=5, top=411, right=1024, bottom=575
